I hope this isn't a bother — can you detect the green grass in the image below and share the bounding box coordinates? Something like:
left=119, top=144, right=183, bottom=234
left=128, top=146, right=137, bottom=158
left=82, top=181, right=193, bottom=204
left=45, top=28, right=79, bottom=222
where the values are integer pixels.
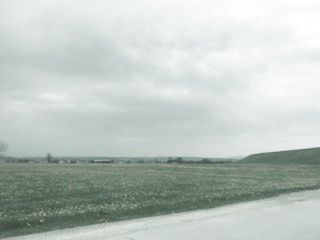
left=241, top=147, right=320, bottom=164
left=1, top=163, right=320, bottom=238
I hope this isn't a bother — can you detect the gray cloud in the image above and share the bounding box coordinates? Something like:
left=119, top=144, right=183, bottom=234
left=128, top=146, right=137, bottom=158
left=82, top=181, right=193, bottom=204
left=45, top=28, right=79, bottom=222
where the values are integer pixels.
left=1, top=0, right=320, bottom=157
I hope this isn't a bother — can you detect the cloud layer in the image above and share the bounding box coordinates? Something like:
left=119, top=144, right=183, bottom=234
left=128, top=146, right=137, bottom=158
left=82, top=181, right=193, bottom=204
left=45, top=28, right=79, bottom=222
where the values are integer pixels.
left=1, top=0, right=320, bottom=157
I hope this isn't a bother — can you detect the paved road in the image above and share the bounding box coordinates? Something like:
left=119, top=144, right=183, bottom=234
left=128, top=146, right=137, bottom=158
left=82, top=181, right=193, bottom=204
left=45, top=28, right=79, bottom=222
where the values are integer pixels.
left=4, top=190, right=320, bottom=240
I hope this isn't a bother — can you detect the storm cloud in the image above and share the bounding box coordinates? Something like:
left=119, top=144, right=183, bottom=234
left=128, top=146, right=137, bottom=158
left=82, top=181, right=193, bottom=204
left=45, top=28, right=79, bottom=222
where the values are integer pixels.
left=1, top=0, right=320, bottom=157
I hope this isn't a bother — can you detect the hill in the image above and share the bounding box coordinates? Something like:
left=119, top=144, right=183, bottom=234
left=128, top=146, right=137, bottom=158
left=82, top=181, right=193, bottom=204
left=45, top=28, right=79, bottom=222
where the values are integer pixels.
left=241, top=147, right=320, bottom=164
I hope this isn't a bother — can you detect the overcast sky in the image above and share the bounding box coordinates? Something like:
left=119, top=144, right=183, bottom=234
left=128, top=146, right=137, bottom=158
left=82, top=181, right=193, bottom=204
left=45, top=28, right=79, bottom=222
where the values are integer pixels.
left=1, top=0, right=320, bottom=157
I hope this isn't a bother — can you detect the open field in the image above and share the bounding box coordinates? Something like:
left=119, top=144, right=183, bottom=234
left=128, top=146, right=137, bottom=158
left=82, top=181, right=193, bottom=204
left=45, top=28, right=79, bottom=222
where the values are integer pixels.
left=1, top=163, right=320, bottom=238
left=4, top=189, right=320, bottom=240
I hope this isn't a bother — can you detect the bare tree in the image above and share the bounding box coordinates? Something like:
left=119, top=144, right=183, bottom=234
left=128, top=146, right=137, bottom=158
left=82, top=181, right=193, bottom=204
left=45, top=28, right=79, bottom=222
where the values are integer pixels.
left=0, top=141, right=8, bottom=156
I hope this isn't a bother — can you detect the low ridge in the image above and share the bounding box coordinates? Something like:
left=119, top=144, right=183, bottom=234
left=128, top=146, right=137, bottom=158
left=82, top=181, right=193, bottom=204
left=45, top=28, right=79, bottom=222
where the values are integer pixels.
left=241, top=147, right=320, bottom=164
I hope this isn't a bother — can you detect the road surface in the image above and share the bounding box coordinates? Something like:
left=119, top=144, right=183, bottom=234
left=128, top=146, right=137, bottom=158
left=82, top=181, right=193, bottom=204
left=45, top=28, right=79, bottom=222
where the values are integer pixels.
left=4, top=189, right=320, bottom=240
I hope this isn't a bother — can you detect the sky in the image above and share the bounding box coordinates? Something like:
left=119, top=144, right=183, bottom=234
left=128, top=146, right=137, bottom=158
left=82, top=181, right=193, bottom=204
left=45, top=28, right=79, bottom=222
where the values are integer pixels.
left=1, top=0, right=320, bottom=157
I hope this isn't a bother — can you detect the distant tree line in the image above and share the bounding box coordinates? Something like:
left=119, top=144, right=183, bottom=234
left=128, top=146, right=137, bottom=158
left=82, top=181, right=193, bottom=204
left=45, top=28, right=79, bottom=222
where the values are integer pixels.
left=167, top=157, right=230, bottom=164
left=47, top=153, right=78, bottom=164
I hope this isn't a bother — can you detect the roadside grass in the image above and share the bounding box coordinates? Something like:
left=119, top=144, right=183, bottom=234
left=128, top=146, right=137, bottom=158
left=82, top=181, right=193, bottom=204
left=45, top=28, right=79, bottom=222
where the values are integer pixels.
left=1, top=163, right=320, bottom=238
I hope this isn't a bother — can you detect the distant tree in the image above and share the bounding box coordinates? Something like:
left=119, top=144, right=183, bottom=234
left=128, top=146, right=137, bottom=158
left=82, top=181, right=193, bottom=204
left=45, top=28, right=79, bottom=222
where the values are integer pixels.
left=176, top=157, right=183, bottom=163
left=167, top=157, right=184, bottom=164
left=201, top=158, right=212, bottom=164
left=154, top=159, right=161, bottom=163
left=0, top=141, right=8, bottom=156
left=47, top=153, right=53, bottom=163
left=167, top=157, right=174, bottom=163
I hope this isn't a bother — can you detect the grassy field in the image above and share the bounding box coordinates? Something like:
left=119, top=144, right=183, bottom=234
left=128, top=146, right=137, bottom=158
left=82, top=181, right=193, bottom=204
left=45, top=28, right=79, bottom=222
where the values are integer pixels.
left=242, top=147, right=320, bottom=164
left=1, top=163, right=320, bottom=238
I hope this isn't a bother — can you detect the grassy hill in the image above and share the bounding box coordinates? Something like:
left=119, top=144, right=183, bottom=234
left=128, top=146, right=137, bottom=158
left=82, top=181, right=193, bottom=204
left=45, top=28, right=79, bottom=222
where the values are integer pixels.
left=241, top=147, right=320, bottom=164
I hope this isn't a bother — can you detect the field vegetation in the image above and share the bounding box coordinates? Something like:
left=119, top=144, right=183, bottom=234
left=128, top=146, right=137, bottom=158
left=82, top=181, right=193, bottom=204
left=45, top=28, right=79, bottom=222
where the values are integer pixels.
left=242, top=147, right=320, bottom=164
left=1, top=163, right=320, bottom=238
